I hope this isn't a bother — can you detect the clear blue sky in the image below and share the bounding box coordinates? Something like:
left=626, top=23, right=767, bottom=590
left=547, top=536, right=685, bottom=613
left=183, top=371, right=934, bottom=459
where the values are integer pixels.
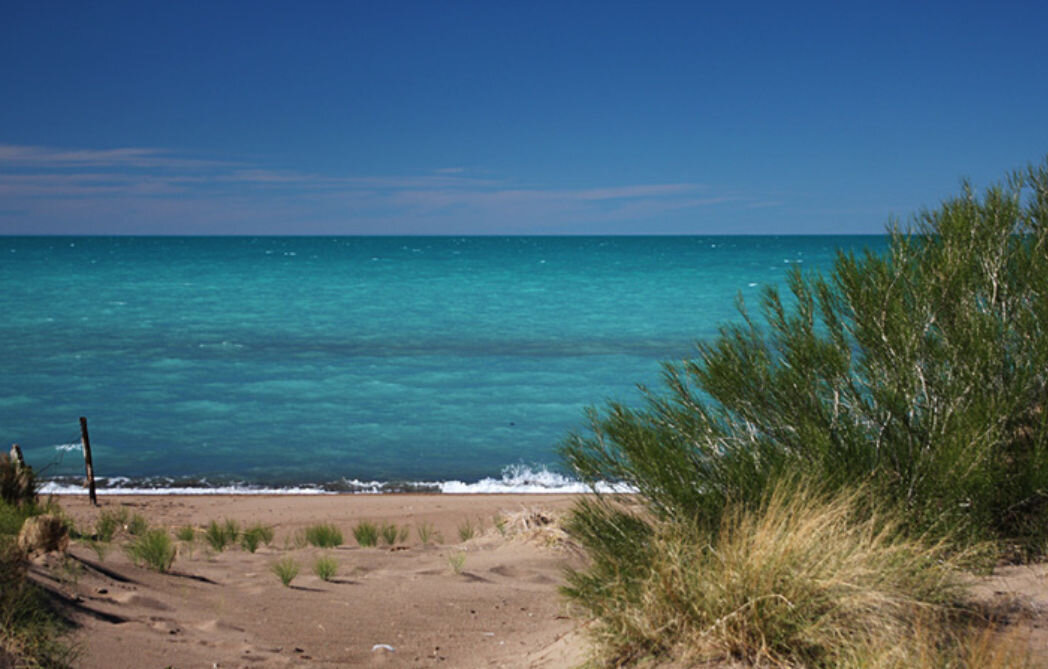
left=2, top=0, right=1046, bottom=235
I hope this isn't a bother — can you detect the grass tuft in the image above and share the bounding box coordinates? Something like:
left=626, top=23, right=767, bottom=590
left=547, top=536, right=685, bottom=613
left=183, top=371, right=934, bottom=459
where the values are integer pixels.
left=304, top=523, right=342, bottom=548
left=379, top=522, right=400, bottom=546
left=125, top=528, right=176, bottom=573
left=175, top=525, right=195, bottom=543
left=416, top=521, right=437, bottom=545
left=272, top=557, right=299, bottom=587
left=126, top=513, right=148, bottom=537
left=447, top=551, right=466, bottom=575
left=240, top=523, right=274, bottom=553
left=457, top=518, right=477, bottom=542
left=353, top=521, right=378, bottom=547
left=313, top=555, right=338, bottom=581
left=204, top=519, right=237, bottom=552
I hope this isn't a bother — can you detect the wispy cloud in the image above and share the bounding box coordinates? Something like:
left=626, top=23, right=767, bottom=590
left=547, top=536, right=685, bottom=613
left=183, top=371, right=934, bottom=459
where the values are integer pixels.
left=0, top=143, right=749, bottom=234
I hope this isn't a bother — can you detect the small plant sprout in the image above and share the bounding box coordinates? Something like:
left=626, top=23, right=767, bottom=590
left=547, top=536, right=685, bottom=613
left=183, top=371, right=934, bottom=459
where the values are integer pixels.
left=272, top=557, right=300, bottom=587
left=313, top=555, right=338, bottom=581
left=126, top=528, right=176, bottom=572
left=447, top=552, right=466, bottom=575
left=457, top=518, right=477, bottom=542
left=304, top=523, right=343, bottom=548
left=353, top=521, right=378, bottom=547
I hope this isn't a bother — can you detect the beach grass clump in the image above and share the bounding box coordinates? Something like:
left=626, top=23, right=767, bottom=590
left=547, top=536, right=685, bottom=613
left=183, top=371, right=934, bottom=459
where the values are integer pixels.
left=312, top=555, right=338, bottom=581
left=204, top=519, right=238, bottom=552
left=125, top=528, right=176, bottom=573
left=304, top=523, right=342, bottom=548
left=240, top=523, right=274, bottom=553
left=447, top=551, right=466, bottom=575
left=175, top=525, right=196, bottom=543
left=565, top=478, right=967, bottom=667
left=379, top=522, right=407, bottom=546
left=126, top=513, right=149, bottom=537
left=352, top=521, right=378, bottom=547
left=272, top=557, right=299, bottom=587
left=415, top=521, right=438, bottom=545
left=457, top=518, right=477, bottom=542
left=94, top=509, right=127, bottom=542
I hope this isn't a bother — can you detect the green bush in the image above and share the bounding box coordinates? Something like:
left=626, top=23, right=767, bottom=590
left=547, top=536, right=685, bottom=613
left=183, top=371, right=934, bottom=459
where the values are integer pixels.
left=125, top=528, right=176, bottom=572
left=304, top=523, right=342, bottom=548
left=560, top=159, right=1048, bottom=665
left=563, top=158, right=1048, bottom=554
left=352, top=521, right=378, bottom=547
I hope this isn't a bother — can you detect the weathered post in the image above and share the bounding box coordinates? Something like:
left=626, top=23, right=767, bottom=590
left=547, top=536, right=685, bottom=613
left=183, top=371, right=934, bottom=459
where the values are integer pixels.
left=9, top=443, right=25, bottom=468
left=79, top=417, right=98, bottom=506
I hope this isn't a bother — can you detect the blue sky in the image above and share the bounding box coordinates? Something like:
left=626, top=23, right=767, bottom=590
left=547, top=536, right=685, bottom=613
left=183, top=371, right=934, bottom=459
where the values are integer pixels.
left=1, top=1, right=1046, bottom=235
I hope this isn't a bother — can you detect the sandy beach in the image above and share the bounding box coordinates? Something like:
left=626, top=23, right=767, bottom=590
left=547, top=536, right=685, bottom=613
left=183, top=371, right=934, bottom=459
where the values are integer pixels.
left=39, top=494, right=590, bottom=668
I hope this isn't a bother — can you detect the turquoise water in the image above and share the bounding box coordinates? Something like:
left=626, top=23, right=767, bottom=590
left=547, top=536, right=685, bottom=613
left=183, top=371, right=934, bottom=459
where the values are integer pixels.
left=1, top=236, right=886, bottom=492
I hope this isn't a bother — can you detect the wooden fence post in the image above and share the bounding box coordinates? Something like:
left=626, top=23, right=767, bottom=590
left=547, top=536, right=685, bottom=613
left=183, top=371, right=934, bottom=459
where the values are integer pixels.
left=79, top=417, right=98, bottom=506
left=9, top=443, right=25, bottom=468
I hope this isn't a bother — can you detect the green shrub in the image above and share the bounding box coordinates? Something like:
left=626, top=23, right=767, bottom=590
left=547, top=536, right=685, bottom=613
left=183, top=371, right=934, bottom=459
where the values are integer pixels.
left=352, top=521, right=378, bottom=547
left=304, top=523, right=342, bottom=548
left=125, top=528, right=176, bottom=573
left=272, top=557, right=299, bottom=587
left=563, top=158, right=1048, bottom=555
left=313, top=555, right=338, bottom=581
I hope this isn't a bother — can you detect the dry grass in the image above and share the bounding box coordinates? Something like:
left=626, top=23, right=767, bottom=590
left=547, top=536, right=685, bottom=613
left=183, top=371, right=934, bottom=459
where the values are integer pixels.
left=570, top=480, right=981, bottom=668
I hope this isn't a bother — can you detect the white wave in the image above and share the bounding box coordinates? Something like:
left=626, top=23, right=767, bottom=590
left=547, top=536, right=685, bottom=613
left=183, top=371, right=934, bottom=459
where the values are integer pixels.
left=53, top=443, right=82, bottom=452
left=439, top=465, right=634, bottom=494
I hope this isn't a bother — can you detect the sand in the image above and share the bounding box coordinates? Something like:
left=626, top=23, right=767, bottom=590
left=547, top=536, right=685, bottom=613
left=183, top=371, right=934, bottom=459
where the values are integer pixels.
left=36, top=494, right=591, bottom=668
left=28, top=494, right=1048, bottom=668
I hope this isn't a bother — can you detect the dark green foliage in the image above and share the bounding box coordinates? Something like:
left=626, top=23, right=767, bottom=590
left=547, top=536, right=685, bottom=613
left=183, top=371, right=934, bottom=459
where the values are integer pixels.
left=563, top=158, right=1048, bottom=555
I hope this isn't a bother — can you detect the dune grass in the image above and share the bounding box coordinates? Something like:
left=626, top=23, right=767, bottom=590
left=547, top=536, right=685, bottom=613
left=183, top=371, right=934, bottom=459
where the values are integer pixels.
left=175, top=525, right=196, bottom=543
left=272, top=557, right=300, bottom=587
left=447, top=551, right=466, bottom=575
left=415, top=521, right=439, bottom=545
left=304, top=523, right=342, bottom=548
left=204, top=519, right=240, bottom=552
left=125, top=528, right=177, bottom=573
left=566, top=478, right=973, bottom=667
left=457, top=518, right=477, bottom=542
left=353, top=521, right=378, bottom=547
left=240, top=523, right=274, bottom=553
left=313, top=555, right=338, bottom=581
